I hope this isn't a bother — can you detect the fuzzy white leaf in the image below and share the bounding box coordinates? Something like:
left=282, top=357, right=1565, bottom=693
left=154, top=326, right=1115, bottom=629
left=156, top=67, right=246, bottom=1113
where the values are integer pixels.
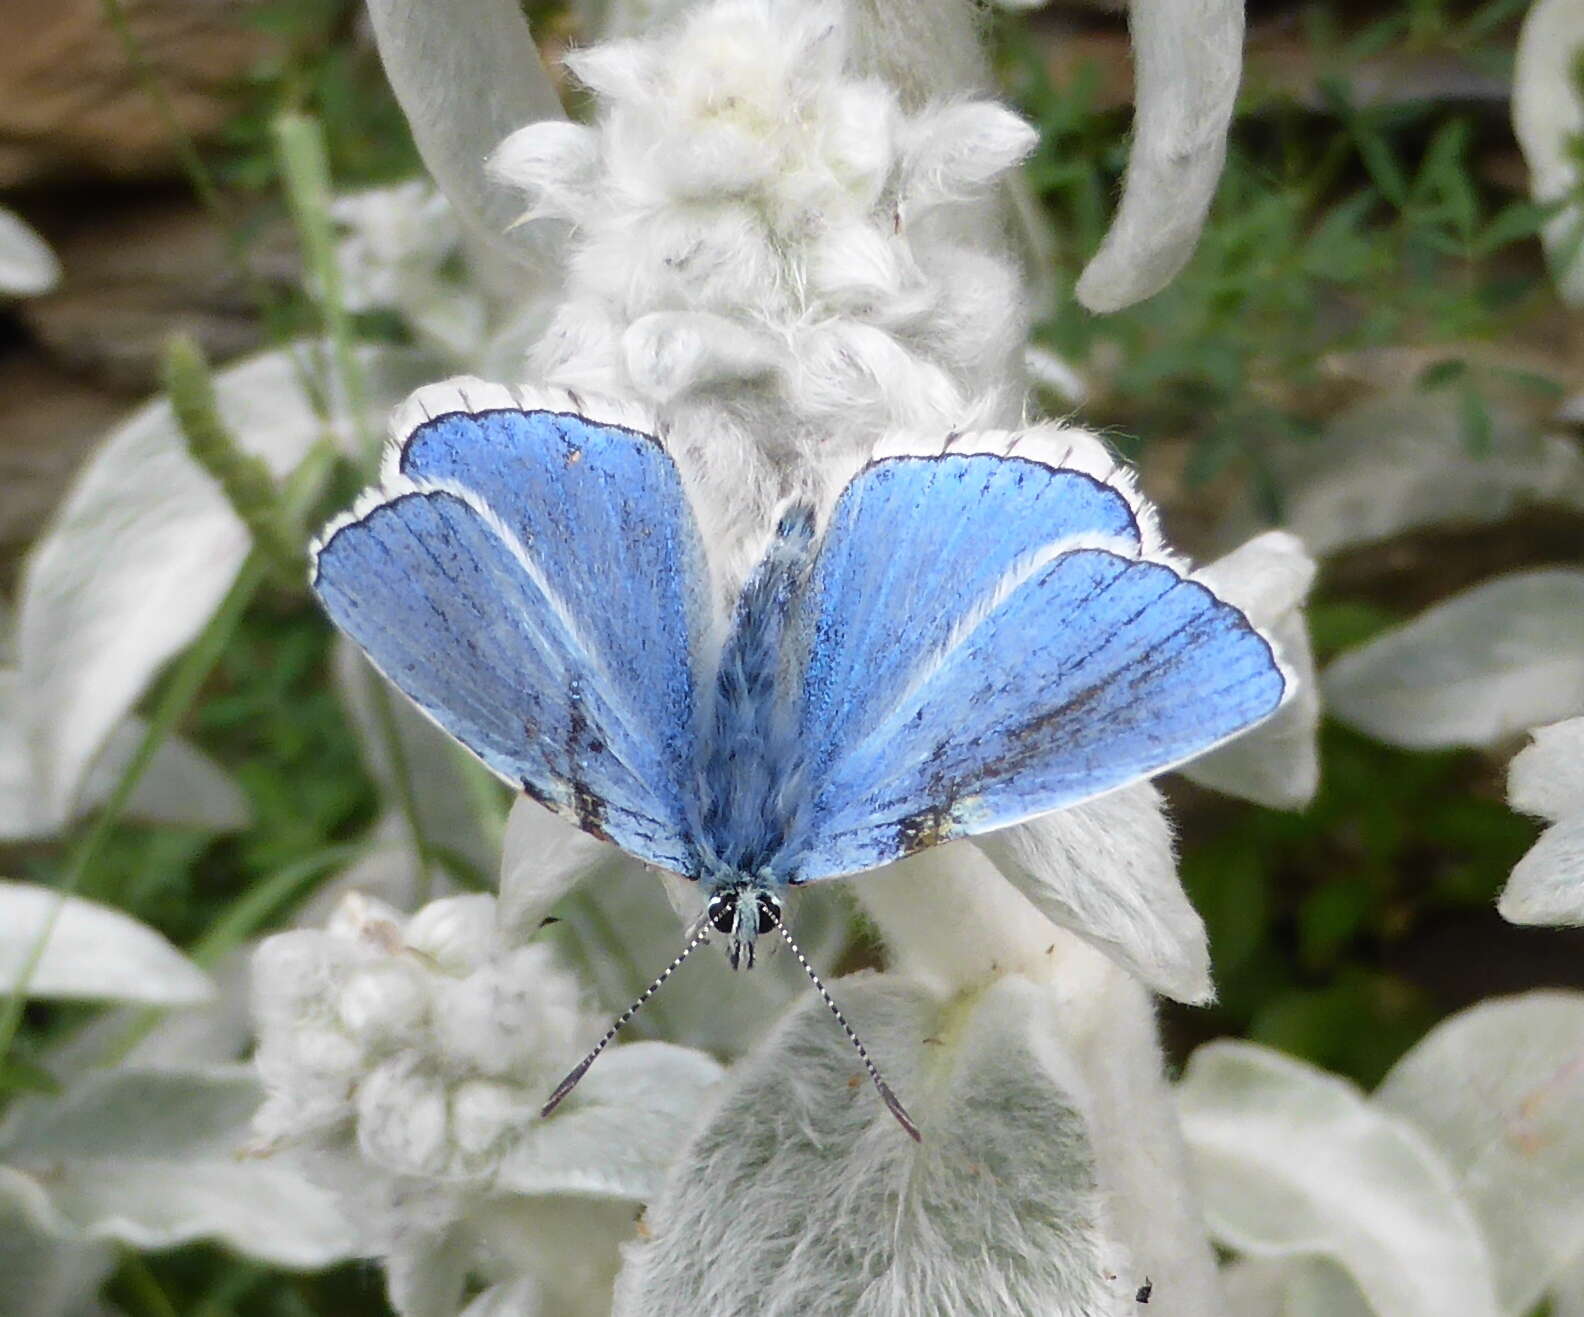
left=16, top=349, right=319, bottom=822
left=1501, top=814, right=1584, bottom=926
left=397, top=1201, right=632, bottom=1317
left=56, top=1166, right=359, bottom=1280
left=0, top=881, right=212, bottom=1005
left=460, top=1279, right=545, bottom=1317
left=1047, top=932, right=1225, bottom=1311
left=3, top=1066, right=357, bottom=1269
left=1219, top=1257, right=1290, bottom=1317
left=497, top=795, right=623, bottom=937
left=365, top=0, right=564, bottom=262
left=622, top=310, right=782, bottom=404
left=1221, top=1257, right=1376, bottom=1317
left=972, top=786, right=1212, bottom=1003
left=1514, top=0, right=1584, bottom=303
left=334, top=638, right=498, bottom=876
left=1324, top=570, right=1584, bottom=749
left=613, top=974, right=1133, bottom=1317
left=0, top=672, right=248, bottom=839
left=0, top=1168, right=114, bottom=1317
left=1374, top=991, right=1584, bottom=1315
left=43, top=949, right=255, bottom=1088
left=387, top=1229, right=470, bottom=1317
left=1556, top=1250, right=1584, bottom=1317
left=834, top=840, right=1221, bottom=1309
left=1077, top=0, right=1243, bottom=311
left=1185, top=532, right=1320, bottom=809
left=16, top=345, right=434, bottom=823
left=575, top=0, right=696, bottom=40
left=0, top=205, right=61, bottom=297
left=1179, top=1041, right=1500, bottom=1317
left=1508, top=717, right=1584, bottom=823
left=475, top=1199, right=634, bottom=1317
left=2, top=1063, right=258, bottom=1159
left=1228, top=391, right=1584, bottom=557
left=489, top=121, right=600, bottom=225
left=498, top=1041, right=721, bottom=1200
left=1280, top=1261, right=1376, bottom=1317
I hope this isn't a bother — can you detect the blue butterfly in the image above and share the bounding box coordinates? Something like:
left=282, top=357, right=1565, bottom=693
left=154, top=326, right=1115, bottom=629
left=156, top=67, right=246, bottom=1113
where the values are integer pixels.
left=312, top=379, right=1288, bottom=1136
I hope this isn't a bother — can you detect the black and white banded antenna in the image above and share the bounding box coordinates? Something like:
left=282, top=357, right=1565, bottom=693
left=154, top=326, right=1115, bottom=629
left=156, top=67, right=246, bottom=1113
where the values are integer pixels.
left=540, top=918, right=711, bottom=1118
left=769, top=909, right=922, bottom=1142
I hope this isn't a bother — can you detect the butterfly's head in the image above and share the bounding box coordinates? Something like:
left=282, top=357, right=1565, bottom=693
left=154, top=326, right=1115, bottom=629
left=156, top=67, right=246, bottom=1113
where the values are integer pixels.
left=706, top=886, right=781, bottom=971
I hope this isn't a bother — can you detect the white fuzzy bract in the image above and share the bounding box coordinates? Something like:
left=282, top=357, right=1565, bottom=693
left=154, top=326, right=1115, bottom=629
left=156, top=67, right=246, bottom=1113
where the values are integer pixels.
left=253, top=890, right=589, bottom=1173
left=492, top=0, right=1036, bottom=559
left=250, top=890, right=722, bottom=1316
left=1500, top=716, right=1584, bottom=926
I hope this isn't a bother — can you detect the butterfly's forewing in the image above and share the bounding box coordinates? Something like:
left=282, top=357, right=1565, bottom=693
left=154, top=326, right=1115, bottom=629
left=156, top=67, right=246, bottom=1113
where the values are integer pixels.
left=772, top=443, right=1287, bottom=884
left=312, top=384, right=706, bottom=875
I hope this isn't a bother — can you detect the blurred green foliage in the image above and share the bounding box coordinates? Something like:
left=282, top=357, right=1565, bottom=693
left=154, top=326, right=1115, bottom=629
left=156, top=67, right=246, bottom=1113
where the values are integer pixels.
left=1004, top=0, right=1557, bottom=496
left=219, top=0, right=421, bottom=189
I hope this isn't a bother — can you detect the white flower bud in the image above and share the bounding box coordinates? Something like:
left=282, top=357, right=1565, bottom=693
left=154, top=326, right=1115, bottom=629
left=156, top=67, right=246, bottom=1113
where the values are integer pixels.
left=403, top=894, right=498, bottom=975
left=430, top=944, right=588, bottom=1080
left=289, top=1024, right=368, bottom=1086
left=357, top=1052, right=452, bottom=1177
left=488, top=121, right=600, bottom=224
left=252, top=930, right=364, bottom=1029
left=450, top=1078, right=527, bottom=1166
left=899, top=101, right=1037, bottom=213
left=339, top=960, right=431, bottom=1045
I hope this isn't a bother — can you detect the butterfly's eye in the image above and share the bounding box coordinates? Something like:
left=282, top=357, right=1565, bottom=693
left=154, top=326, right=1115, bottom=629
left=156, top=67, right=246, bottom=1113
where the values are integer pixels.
left=755, top=893, right=781, bottom=936
left=708, top=893, right=738, bottom=935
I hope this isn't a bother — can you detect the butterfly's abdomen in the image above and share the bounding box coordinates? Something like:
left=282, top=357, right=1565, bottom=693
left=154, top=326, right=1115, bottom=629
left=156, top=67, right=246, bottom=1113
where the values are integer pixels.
left=696, top=503, right=814, bottom=881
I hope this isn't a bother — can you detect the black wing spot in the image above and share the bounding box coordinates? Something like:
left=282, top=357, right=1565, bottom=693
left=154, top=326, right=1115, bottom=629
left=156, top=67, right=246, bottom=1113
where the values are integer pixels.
left=571, top=780, right=611, bottom=843
left=895, top=804, right=952, bottom=856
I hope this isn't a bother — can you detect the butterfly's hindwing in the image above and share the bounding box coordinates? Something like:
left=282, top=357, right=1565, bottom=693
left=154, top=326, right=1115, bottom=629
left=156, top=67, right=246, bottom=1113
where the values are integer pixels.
left=312, top=397, right=705, bottom=875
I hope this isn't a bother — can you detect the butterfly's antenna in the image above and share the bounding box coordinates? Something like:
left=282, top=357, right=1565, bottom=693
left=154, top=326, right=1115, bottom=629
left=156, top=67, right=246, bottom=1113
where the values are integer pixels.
left=769, top=913, right=922, bottom=1142
left=540, top=920, right=710, bottom=1119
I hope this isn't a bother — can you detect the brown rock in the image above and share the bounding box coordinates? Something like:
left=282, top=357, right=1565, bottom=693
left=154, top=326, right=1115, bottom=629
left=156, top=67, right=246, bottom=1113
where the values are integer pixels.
left=0, top=0, right=281, bottom=187
left=0, top=349, right=124, bottom=565
left=19, top=192, right=296, bottom=391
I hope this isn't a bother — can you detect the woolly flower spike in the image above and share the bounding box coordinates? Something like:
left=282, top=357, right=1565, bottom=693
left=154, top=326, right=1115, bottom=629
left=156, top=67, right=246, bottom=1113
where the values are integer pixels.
left=491, top=0, right=1036, bottom=545
left=251, top=890, right=723, bottom=1317
left=1500, top=717, right=1584, bottom=926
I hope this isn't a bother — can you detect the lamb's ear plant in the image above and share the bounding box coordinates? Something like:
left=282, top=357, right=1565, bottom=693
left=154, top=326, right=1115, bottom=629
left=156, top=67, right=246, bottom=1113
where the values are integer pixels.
left=253, top=2, right=1310, bottom=1312
left=13, top=0, right=1581, bottom=1314
left=1181, top=991, right=1584, bottom=1317
left=0, top=881, right=357, bottom=1302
